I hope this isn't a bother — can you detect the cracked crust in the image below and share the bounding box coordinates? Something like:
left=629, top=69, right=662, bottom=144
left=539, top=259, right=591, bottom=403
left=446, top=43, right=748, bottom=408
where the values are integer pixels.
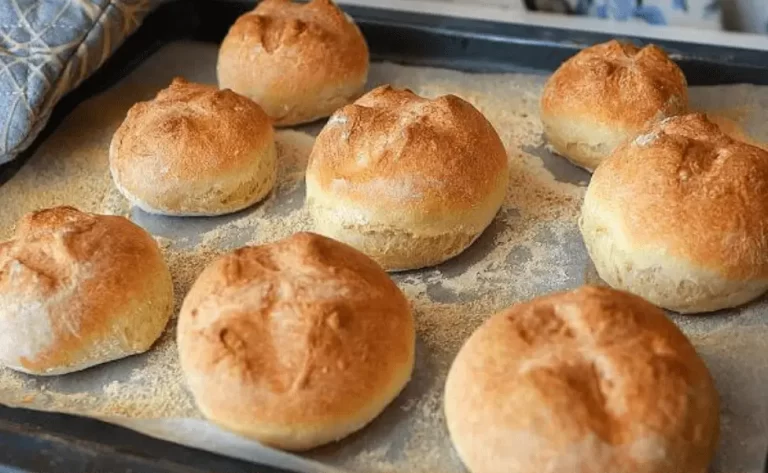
left=0, top=206, right=174, bottom=375
left=444, top=286, right=719, bottom=473
left=217, top=0, right=369, bottom=126
left=177, top=232, right=415, bottom=451
left=540, top=40, right=688, bottom=171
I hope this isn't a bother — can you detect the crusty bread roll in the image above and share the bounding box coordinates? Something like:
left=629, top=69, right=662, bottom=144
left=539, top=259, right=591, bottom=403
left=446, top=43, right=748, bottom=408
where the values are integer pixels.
left=177, top=232, right=415, bottom=451
left=580, top=113, right=768, bottom=313
left=541, top=40, right=688, bottom=171
left=217, top=0, right=369, bottom=127
left=0, top=206, right=173, bottom=375
left=305, top=85, right=509, bottom=271
left=445, top=286, right=719, bottom=473
left=110, top=77, right=276, bottom=216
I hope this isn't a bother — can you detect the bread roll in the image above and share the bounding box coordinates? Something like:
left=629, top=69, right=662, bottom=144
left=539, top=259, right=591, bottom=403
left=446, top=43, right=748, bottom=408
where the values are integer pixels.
left=305, top=85, right=509, bottom=271
left=110, top=77, right=276, bottom=216
left=541, top=40, right=688, bottom=171
left=0, top=206, right=173, bottom=375
left=177, top=232, right=415, bottom=451
left=445, top=286, right=719, bottom=473
left=217, top=0, right=369, bottom=127
left=580, top=113, right=768, bottom=313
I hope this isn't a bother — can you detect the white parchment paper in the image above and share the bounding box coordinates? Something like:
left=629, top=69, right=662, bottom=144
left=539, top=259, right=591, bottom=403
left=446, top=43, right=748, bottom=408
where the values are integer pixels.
left=0, top=41, right=766, bottom=473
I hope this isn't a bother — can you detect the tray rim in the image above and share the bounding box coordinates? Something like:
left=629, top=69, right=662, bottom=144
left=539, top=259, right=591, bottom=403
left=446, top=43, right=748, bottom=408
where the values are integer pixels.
left=1, top=1, right=767, bottom=472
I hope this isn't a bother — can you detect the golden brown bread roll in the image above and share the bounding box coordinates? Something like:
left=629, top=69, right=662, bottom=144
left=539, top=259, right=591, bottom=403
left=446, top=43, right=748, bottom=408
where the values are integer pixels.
left=445, top=286, right=719, bottom=473
left=110, top=77, right=276, bottom=216
left=541, top=40, right=688, bottom=171
left=305, top=85, right=509, bottom=271
left=177, top=232, right=415, bottom=451
left=0, top=206, right=173, bottom=375
left=217, top=0, right=369, bottom=127
left=580, top=113, right=768, bottom=313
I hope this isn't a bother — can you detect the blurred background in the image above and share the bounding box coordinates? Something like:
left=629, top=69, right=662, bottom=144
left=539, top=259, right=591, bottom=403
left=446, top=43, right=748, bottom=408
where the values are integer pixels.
left=460, top=0, right=767, bottom=33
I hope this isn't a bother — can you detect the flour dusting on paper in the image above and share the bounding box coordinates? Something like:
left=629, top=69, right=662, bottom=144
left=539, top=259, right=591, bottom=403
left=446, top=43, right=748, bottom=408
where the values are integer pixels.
left=1, top=41, right=767, bottom=473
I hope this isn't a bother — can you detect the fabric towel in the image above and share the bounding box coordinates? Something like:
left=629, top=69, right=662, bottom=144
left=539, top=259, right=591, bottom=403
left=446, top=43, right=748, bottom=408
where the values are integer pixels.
left=0, top=0, right=159, bottom=165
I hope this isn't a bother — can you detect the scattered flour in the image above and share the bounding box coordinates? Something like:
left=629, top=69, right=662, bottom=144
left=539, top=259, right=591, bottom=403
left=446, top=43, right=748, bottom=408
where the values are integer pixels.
left=0, top=41, right=766, bottom=473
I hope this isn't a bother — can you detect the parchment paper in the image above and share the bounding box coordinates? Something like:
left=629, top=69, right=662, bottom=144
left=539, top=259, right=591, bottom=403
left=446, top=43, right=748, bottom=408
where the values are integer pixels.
left=0, top=41, right=766, bottom=473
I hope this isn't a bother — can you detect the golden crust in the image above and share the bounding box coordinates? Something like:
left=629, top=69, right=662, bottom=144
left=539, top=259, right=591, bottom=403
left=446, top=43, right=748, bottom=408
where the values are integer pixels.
left=177, top=232, right=415, bottom=450
left=445, top=286, right=719, bottom=473
left=306, top=85, right=509, bottom=223
left=109, top=77, right=276, bottom=216
left=0, top=207, right=174, bottom=375
left=112, top=78, right=272, bottom=180
left=217, top=0, right=369, bottom=126
left=542, top=40, right=687, bottom=131
left=587, top=113, right=768, bottom=281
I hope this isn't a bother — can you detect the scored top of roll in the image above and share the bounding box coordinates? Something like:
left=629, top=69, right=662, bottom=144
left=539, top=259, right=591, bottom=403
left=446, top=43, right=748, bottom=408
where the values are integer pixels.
left=217, top=0, right=369, bottom=126
left=541, top=40, right=688, bottom=132
left=0, top=206, right=173, bottom=375
left=221, top=0, right=366, bottom=73
left=444, top=285, right=719, bottom=473
left=177, top=232, right=415, bottom=450
left=306, top=85, right=509, bottom=233
left=109, top=77, right=276, bottom=215
left=111, top=77, right=273, bottom=183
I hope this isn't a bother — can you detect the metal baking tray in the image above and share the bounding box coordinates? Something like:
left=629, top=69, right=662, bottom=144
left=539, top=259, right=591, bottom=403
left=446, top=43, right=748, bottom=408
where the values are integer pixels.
left=1, top=0, right=768, bottom=471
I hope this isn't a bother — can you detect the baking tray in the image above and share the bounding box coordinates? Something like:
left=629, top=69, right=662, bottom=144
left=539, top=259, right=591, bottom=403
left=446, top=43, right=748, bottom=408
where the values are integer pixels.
left=1, top=1, right=768, bottom=472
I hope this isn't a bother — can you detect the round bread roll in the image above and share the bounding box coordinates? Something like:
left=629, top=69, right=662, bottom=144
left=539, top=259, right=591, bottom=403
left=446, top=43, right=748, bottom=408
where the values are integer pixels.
left=445, top=286, right=719, bottom=473
left=0, top=206, right=174, bottom=375
left=580, top=113, right=768, bottom=313
left=177, top=232, right=415, bottom=451
left=110, top=77, right=276, bottom=216
left=541, top=40, right=688, bottom=171
left=217, top=0, right=369, bottom=127
left=305, top=85, right=509, bottom=271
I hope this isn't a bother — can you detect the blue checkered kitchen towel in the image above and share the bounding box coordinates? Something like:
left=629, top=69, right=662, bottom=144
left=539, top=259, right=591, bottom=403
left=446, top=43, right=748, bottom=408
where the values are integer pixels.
left=0, top=0, right=158, bottom=165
